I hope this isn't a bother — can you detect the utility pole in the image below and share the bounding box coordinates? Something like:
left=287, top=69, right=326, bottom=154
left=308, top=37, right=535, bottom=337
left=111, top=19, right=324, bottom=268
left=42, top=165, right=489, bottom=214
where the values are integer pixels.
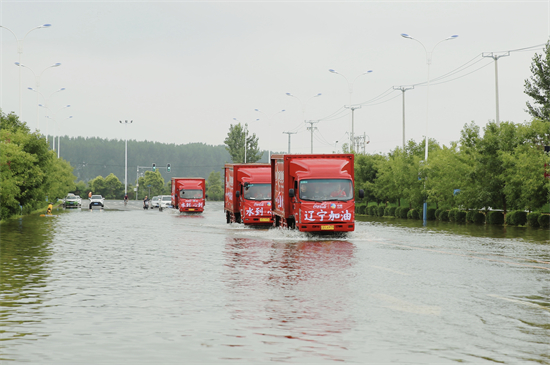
left=344, top=105, right=361, bottom=152
left=282, top=131, right=297, bottom=153
left=305, top=120, right=319, bottom=154
left=393, top=86, right=414, bottom=149
left=482, top=52, right=509, bottom=125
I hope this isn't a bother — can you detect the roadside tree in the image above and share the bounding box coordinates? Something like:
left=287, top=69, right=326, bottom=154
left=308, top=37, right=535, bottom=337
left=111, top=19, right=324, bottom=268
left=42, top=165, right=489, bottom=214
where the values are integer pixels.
left=206, top=171, right=224, bottom=200
left=224, top=123, right=262, bottom=163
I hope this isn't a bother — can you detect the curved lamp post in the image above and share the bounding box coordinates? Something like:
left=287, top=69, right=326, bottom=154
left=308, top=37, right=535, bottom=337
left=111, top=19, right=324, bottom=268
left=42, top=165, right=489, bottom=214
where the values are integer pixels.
left=27, top=83, right=64, bottom=130
left=42, top=104, right=70, bottom=151
left=0, top=24, right=52, bottom=119
left=329, top=69, right=372, bottom=152
left=401, top=32, right=458, bottom=225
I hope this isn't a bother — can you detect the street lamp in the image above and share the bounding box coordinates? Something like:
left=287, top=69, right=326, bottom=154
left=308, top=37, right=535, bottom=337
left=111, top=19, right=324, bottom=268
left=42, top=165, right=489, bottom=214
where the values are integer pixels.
left=233, top=117, right=259, bottom=163
left=42, top=104, right=70, bottom=151
left=17, top=62, right=61, bottom=129
left=254, top=108, right=285, bottom=160
left=329, top=69, right=372, bottom=152
left=119, top=120, right=133, bottom=197
left=401, top=32, right=458, bottom=225
left=0, top=23, right=52, bottom=119
left=27, top=85, right=65, bottom=131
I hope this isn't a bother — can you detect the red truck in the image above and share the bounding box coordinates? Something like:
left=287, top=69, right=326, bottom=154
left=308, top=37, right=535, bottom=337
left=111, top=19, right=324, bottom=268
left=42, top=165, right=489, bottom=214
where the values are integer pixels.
left=224, top=163, right=273, bottom=225
left=270, top=154, right=363, bottom=232
left=171, top=177, right=206, bottom=213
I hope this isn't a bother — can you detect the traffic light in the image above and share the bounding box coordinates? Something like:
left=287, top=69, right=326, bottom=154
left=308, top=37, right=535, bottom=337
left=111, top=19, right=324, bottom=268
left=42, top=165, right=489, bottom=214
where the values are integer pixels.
left=152, top=163, right=156, bottom=172
left=167, top=163, right=171, bottom=173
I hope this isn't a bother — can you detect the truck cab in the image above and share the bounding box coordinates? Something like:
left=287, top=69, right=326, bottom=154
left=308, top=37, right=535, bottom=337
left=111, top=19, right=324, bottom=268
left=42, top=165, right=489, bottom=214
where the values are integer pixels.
left=224, top=164, right=273, bottom=225
left=271, top=154, right=363, bottom=232
left=171, top=177, right=206, bottom=213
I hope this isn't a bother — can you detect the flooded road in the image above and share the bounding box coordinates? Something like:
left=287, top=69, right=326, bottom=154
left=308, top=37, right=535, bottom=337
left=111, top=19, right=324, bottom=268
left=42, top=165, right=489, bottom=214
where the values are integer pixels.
left=1, top=201, right=549, bottom=364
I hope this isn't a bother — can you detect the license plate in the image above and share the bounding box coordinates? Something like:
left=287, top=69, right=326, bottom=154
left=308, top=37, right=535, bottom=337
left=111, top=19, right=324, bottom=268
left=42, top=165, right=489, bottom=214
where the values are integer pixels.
left=321, top=225, right=334, bottom=230
left=188, top=208, right=195, bottom=211
left=260, top=218, right=270, bottom=222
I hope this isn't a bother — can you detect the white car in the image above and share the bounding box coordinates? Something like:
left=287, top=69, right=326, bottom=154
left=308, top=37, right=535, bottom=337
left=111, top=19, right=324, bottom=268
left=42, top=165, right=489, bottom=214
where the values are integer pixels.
left=89, top=194, right=105, bottom=209
left=158, top=195, right=172, bottom=210
left=151, top=196, right=161, bottom=208
left=63, top=193, right=82, bottom=208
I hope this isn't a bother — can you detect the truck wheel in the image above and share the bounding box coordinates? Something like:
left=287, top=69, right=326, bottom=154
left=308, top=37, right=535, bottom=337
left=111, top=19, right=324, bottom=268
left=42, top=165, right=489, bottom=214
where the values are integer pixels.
left=226, top=212, right=231, bottom=224
left=288, top=218, right=295, bottom=230
left=235, top=213, right=241, bottom=224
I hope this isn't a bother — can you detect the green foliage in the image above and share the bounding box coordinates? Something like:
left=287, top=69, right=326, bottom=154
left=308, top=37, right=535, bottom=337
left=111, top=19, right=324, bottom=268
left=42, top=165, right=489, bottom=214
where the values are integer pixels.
left=367, top=205, right=376, bottom=216
left=524, top=41, right=550, bottom=120
left=426, top=208, right=436, bottom=220
left=224, top=123, right=262, bottom=163
left=487, top=211, right=504, bottom=225
left=527, top=212, right=541, bottom=227
left=407, top=209, right=419, bottom=219
left=454, top=211, right=466, bottom=223
left=448, top=208, right=459, bottom=222
left=377, top=206, right=385, bottom=217
left=88, top=173, right=124, bottom=199
left=206, top=171, right=224, bottom=201
left=537, top=214, right=550, bottom=228
left=396, top=206, right=409, bottom=218
left=57, top=136, right=240, bottom=185
left=0, top=110, right=76, bottom=220
left=439, top=210, right=449, bottom=221
left=505, top=211, right=528, bottom=226
left=466, top=210, right=485, bottom=224
left=384, top=206, right=396, bottom=217
left=137, top=171, right=165, bottom=199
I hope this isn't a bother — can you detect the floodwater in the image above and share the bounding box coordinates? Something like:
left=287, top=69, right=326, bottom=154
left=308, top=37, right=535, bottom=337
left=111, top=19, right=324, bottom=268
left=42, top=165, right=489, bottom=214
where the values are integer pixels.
left=1, top=201, right=549, bottom=364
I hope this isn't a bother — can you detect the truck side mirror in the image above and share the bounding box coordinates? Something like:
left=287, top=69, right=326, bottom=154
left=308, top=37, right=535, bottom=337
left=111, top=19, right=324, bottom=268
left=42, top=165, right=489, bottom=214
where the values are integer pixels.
left=236, top=191, right=240, bottom=198
left=244, top=182, right=250, bottom=188
left=205, top=194, right=208, bottom=199
left=359, top=189, right=365, bottom=199
left=289, top=189, right=295, bottom=198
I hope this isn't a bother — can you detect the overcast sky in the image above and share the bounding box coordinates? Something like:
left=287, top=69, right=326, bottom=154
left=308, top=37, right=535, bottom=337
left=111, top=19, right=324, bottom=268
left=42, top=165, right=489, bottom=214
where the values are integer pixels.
left=1, top=0, right=548, bottom=155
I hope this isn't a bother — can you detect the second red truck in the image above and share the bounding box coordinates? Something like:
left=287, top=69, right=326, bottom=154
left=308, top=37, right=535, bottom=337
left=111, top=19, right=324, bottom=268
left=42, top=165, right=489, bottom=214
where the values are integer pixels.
left=224, top=163, right=273, bottom=225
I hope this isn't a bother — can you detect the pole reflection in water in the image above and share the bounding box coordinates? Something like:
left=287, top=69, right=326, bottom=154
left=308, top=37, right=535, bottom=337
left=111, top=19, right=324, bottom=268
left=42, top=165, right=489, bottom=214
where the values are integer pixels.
left=223, top=237, right=355, bottom=362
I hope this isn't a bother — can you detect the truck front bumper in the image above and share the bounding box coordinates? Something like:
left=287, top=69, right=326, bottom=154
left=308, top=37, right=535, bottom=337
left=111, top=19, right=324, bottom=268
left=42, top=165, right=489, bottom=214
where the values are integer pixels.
left=297, top=222, right=355, bottom=232
left=243, top=217, right=273, bottom=225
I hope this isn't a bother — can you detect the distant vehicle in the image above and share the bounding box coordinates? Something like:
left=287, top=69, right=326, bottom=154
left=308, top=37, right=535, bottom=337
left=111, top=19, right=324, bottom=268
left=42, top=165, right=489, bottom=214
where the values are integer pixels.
left=158, top=195, right=172, bottom=210
left=224, top=163, right=273, bottom=225
left=63, top=193, right=82, bottom=208
left=89, top=195, right=105, bottom=209
left=171, top=178, right=206, bottom=213
left=150, top=196, right=161, bottom=208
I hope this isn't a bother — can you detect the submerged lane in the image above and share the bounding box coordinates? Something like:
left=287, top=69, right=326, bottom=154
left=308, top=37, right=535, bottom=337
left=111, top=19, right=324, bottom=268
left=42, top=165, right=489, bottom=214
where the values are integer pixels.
left=1, top=201, right=549, bottom=364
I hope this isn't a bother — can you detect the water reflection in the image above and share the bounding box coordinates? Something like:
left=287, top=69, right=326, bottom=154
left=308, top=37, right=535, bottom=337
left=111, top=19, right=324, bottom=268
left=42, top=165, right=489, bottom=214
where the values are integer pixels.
left=356, top=215, right=550, bottom=243
left=0, top=215, right=56, bottom=350
left=223, top=237, right=355, bottom=362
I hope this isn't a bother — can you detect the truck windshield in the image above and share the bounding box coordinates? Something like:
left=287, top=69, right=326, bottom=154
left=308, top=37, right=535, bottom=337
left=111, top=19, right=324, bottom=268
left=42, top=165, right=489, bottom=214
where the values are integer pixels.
left=180, top=189, right=203, bottom=199
left=299, top=179, right=353, bottom=201
left=243, top=183, right=271, bottom=201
